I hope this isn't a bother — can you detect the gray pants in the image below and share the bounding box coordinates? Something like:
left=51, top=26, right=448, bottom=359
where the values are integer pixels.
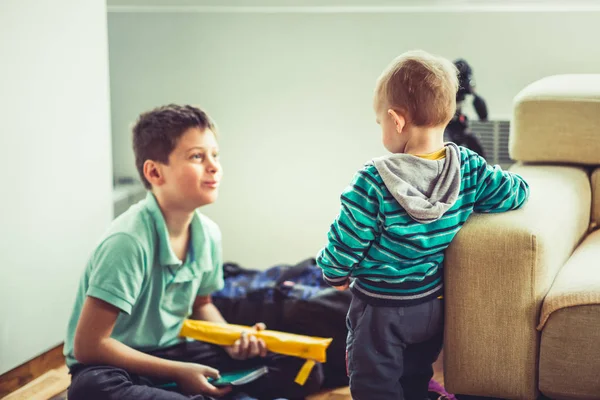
left=346, top=296, right=444, bottom=400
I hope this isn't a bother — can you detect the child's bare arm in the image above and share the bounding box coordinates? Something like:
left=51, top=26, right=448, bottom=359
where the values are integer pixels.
left=74, top=296, right=231, bottom=397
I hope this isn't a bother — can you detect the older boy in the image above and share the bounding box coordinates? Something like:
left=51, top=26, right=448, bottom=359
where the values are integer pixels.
left=64, top=105, right=323, bottom=400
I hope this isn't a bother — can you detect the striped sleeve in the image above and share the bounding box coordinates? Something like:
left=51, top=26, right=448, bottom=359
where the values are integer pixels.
left=316, top=169, right=381, bottom=287
left=472, top=156, right=530, bottom=213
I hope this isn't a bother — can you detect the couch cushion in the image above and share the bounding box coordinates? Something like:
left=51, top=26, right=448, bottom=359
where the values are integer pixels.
left=510, top=74, right=600, bottom=165
left=539, top=305, right=600, bottom=400
left=539, top=229, right=600, bottom=328
left=593, top=168, right=600, bottom=230
left=538, top=230, right=600, bottom=399
left=540, top=306, right=600, bottom=399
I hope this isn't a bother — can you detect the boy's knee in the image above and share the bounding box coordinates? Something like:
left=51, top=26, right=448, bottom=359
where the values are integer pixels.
left=68, top=366, right=132, bottom=400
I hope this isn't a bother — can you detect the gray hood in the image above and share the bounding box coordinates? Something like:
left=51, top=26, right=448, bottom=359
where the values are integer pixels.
left=372, top=142, right=461, bottom=224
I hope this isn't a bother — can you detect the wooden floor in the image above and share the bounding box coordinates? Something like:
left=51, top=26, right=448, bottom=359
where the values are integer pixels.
left=1, top=366, right=69, bottom=400
left=0, top=345, right=65, bottom=398
left=1, top=352, right=444, bottom=400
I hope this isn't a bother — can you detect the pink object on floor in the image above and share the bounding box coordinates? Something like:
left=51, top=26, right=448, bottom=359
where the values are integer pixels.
left=428, top=379, right=456, bottom=400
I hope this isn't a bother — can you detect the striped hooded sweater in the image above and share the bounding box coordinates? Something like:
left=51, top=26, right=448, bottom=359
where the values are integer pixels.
left=316, top=143, right=529, bottom=306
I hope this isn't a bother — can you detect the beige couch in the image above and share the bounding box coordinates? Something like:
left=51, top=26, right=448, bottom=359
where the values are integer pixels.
left=444, top=74, right=600, bottom=400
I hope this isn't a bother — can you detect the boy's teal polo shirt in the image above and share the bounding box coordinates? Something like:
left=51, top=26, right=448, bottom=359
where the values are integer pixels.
left=63, top=192, right=224, bottom=368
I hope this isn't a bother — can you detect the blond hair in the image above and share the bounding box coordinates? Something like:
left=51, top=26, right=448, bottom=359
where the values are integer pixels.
left=375, top=50, right=459, bottom=127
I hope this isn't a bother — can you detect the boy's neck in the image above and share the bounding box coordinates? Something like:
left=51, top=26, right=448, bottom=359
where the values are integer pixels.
left=153, top=192, right=194, bottom=238
left=163, top=210, right=193, bottom=239
left=402, top=126, right=446, bottom=155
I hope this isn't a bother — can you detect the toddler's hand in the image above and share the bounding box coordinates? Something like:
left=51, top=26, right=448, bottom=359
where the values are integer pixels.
left=335, top=280, right=350, bottom=291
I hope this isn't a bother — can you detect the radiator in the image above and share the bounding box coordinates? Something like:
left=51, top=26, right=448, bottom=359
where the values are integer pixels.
left=469, top=120, right=513, bottom=168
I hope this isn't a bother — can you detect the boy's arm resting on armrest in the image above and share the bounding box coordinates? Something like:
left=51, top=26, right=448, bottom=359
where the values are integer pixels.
left=473, top=157, right=530, bottom=213
left=74, top=296, right=231, bottom=397
left=317, top=170, right=381, bottom=287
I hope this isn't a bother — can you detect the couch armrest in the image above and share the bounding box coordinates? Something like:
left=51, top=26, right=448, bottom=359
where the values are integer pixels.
left=443, top=164, right=591, bottom=400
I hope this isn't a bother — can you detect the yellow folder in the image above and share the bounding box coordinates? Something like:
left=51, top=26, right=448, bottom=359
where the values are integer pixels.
left=179, top=320, right=332, bottom=385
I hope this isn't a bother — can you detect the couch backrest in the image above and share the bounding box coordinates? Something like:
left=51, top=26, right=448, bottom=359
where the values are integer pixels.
left=510, top=74, right=600, bottom=166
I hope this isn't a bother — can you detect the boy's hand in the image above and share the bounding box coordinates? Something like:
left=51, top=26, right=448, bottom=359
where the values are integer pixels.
left=224, top=323, right=268, bottom=360
left=175, top=363, right=232, bottom=397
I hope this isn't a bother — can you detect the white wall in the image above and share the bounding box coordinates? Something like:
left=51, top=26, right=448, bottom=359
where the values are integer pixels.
left=0, top=0, right=113, bottom=374
left=107, top=9, right=600, bottom=269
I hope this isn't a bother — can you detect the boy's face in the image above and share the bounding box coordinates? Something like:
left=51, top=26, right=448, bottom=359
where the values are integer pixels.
left=158, top=127, right=222, bottom=210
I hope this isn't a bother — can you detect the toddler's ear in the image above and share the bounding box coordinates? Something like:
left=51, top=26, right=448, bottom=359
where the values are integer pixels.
left=387, top=109, right=406, bottom=133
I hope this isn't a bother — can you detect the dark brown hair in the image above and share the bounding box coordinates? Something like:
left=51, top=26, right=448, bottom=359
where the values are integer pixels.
left=132, top=104, right=216, bottom=189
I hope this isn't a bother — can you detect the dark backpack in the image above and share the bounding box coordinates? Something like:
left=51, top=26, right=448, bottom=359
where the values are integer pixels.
left=211, top=258, right=351, bottom=389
